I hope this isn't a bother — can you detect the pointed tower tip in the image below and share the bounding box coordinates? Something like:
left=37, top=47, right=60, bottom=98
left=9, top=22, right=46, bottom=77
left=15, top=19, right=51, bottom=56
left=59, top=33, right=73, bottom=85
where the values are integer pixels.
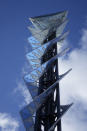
left=29, top=10, right=68, bottom=20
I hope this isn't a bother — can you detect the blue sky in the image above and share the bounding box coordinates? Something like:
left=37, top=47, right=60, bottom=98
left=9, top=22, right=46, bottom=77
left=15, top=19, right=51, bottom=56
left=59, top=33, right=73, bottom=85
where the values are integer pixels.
left=0, top=0, right=87, bottom=130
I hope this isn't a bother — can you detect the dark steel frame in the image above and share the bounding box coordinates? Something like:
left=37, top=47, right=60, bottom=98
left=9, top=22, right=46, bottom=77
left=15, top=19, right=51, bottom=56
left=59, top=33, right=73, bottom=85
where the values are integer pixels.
left=34, top=32, right=61, bottom=131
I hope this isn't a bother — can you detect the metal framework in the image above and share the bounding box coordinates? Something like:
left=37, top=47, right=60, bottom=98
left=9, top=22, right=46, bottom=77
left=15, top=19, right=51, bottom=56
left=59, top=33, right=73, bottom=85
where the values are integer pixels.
left=20, top=11, right=73, bottom=131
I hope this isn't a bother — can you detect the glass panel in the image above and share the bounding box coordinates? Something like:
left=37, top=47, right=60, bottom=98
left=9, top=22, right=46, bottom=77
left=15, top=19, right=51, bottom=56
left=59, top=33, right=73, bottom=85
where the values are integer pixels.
left=56, top=20, right=68, bottom=37
left=28, top=13, right=68, bottom=44
left=28, top=36, right=40, bottom=49
left=29, top=27, right=49, bottom=43
left=48, top=103, right=73, bottom=131
left=59, top=68, right=72, bottom=78
left=20, top=107, right=34, bottom=129
left=29, top=11, right=68, bottom=30
left=26, top=35, right=61, bottom=61
left=24, top=63, right=47, bottom=82
left=24, top=68, right=71, bottom=115
left=27, top=86, right=38, bottom=99
left=20, top=68, right=72, bottom=129
left=58, top=47, right=70, bottom=57
left=25, top=48, right=71, bottom=88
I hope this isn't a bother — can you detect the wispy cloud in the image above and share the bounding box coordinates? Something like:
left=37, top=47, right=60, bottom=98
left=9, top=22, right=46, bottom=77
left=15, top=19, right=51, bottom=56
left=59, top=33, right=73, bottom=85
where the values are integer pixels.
left=14, top=81, right=32, bottom=107
left=0, top=113, right=19, bottom=131
left=59, top=27, right=87, bottom=131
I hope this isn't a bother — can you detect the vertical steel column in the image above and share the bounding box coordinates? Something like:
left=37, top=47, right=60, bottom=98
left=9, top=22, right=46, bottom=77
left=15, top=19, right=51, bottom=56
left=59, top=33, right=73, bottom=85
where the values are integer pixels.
left=34, top=32, right=61, bottom=131
left=48, top=32, right=61, bottom=131
left=43, top=33, right=56, bottom=131
left=55, top=40, right=61, bottom=131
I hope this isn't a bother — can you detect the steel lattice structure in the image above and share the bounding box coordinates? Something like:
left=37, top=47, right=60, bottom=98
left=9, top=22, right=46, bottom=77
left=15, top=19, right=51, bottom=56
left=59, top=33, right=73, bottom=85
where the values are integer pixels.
left=20, top=11, right=73, bottom=131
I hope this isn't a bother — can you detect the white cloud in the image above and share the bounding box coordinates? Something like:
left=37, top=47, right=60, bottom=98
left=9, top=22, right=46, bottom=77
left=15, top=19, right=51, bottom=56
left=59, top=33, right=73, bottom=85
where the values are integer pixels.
left=59, top=27, right=87, bottom=131
left=0, top=113, right=19, bottom=131
left=14, top=59, right=33, bottom=107
left=15, top=81, right=32, bottom=107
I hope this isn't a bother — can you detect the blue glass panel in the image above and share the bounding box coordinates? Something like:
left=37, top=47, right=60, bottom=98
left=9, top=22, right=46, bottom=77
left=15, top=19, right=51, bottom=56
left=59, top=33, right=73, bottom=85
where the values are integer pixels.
left=27, top=85, right=38, bottom=98
left=20, top=107, right=31, bottom=120
left=28, top=36, right=40, bottom=49
left=26, top=35, right=61, bottom=64
left=27, top=30, right=68, bottom=50
left=24, top=62, right=47, bottom=82
left=27, top=102, right=36, bottom=115
left=30, top=101, right=36, bottom=109
left=28, top=36, right=39, bottom=44
left=27, top=46, right=70, bottom=71
left=24, top=120, right=34, bottom=128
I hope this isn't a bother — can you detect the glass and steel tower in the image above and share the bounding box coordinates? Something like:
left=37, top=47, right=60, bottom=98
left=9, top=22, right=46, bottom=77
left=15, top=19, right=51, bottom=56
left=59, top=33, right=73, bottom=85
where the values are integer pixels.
left=20, top=11, right=73, bottom=131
